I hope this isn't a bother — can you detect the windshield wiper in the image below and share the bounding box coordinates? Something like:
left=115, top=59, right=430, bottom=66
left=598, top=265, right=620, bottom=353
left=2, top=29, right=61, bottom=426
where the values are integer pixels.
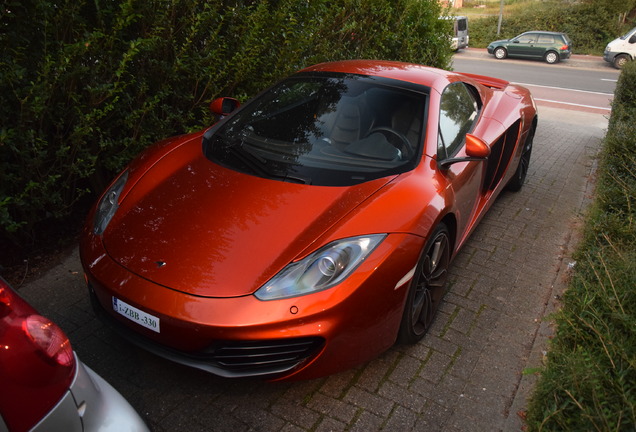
left=230, top=145, right=311, bottom=184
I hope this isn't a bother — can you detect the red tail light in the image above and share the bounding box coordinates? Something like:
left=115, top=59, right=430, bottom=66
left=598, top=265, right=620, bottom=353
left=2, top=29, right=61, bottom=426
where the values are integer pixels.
left=560, top=45, right=569, bottom=51
left=23, top=315, right=74, bottom=367
left=0, top=280, right=76, bottom=432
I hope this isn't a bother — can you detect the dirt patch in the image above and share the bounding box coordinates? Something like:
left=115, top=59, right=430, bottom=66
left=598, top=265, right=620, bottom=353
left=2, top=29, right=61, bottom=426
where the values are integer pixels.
left=1, top=236, right=79, bottom=289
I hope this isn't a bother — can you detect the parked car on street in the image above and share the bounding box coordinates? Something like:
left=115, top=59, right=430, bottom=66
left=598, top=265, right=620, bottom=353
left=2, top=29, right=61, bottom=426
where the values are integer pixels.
left=0, top=277, right=148, bottom=432
left=441, top=15, right=469, bottom=50
left=487, top=31, right=572, bottom=64
left=604, top=26, right=636, bottom=69
left=81, top=60, right=537, bottom=382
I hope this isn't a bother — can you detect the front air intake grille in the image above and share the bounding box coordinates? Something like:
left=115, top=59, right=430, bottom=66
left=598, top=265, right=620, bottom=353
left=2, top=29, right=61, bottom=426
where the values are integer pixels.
left=207, top=338, right=325, bottom=374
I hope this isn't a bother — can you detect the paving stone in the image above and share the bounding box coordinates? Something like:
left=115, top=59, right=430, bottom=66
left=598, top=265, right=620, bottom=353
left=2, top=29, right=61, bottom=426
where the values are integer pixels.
left=344, top=387, right=394, bottom=417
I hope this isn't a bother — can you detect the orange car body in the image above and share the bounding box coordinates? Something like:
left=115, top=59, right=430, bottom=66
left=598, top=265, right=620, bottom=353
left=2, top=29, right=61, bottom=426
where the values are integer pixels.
left=80, top=60, right=537, bottom=381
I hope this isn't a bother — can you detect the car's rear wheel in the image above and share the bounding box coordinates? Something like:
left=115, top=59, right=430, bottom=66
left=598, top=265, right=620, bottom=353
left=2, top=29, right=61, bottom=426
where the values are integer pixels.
left=398, top=223, right=450, bottom=344
left=507, top=124, right=535, bottom=192
left=613, top=54, right=630, bottom=69
left=494, top=47, right=507, bottom=60
left=544, top=51, right=559, bottom=64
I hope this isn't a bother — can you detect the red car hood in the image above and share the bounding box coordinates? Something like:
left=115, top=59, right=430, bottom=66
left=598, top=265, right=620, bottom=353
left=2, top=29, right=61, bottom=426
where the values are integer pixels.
left=104, top=144, right=392, bottom=298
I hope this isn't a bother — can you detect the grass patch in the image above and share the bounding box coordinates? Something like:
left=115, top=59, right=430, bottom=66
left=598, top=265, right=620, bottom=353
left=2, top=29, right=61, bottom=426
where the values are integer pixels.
left=458, top=0, right=538, bottom=18
left=524, top=62, right=636, bottom=431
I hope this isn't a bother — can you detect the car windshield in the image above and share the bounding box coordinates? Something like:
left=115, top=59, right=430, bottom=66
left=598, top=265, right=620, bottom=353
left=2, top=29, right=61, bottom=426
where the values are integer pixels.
left=203, top=73, right=428, bottom=186
left=620, top=27, right=636, bottom=40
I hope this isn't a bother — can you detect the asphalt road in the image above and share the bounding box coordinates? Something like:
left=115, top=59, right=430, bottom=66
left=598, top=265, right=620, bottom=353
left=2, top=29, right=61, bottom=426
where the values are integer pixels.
left=452, top=48, right=619, bottom=92
left=453, top=48, right=618, bottom=113
left=16, top=57, right=610, bottom=431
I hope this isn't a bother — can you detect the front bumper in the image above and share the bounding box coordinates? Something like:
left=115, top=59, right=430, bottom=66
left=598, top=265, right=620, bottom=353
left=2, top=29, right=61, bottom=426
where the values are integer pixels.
left=31, top=354, right=149, bottom=432
left=81, top=232, right=423, bottom=381
left=89, top=288, right=325, bottom=379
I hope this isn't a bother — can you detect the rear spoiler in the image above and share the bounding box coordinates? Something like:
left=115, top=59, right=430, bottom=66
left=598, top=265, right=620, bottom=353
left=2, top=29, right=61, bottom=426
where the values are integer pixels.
left=457, top=72, right=509, bottom=89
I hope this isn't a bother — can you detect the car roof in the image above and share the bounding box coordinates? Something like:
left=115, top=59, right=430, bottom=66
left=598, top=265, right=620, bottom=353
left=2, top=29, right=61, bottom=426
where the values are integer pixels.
left=521, top=30, right=567, bottom=36
left=299, top=60, right=455, bottom=90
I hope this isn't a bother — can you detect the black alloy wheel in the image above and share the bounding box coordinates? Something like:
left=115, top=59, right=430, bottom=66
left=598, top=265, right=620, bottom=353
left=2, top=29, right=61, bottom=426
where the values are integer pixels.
left=398, top=223, right=451, bottom=344
left=507, top=125, right=535, bottom=192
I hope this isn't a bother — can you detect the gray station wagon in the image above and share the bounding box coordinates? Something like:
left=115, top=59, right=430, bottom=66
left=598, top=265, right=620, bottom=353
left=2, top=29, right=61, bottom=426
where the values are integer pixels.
left=487, top=31, right=572, bottom=64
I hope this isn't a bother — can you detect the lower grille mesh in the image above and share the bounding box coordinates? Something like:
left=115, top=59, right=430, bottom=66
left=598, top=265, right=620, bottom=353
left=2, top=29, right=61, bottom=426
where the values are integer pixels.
left=208, top=338, right=324, bottom=373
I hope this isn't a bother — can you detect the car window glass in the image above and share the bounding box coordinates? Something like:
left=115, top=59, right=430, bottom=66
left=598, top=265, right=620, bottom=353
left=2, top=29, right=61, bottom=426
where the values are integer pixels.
left=437, top=82, right=479, bottom=159
left=537, top=34, right=554, bottom=44
left=517, top=34, right=535, bottom=43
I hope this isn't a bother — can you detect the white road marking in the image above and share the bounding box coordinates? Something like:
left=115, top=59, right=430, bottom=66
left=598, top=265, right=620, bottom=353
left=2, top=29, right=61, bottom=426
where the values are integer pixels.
left=513, top=82, right=614, bottom=96
left=534, top=98, right=611, bottom=110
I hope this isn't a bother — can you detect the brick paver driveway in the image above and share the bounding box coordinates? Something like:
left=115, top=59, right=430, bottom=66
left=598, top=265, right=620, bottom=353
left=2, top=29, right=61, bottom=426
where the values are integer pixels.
left=20, top=105, right=606, bottom=432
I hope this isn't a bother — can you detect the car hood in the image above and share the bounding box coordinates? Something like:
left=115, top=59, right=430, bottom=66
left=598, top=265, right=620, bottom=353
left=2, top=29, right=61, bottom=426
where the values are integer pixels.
left=490, top=39, right=509, bottom=46
left=104, top=142, right=393, bottom=298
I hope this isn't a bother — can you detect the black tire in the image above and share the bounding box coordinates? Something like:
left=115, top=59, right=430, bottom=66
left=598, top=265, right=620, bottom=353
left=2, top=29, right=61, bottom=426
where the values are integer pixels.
left=544, top=51, right=559, bottom=64
left=613, top=54, right=630, bottom=69
left=398, top=223, right=451, bottom=344
left=494, top=47, right=507, bottom=60
left=507, top=124, right=535, bottom=192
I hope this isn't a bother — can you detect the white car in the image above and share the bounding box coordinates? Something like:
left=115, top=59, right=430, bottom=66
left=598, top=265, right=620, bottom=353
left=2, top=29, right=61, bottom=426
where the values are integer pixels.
left=604, top=26, right=636, bottom=69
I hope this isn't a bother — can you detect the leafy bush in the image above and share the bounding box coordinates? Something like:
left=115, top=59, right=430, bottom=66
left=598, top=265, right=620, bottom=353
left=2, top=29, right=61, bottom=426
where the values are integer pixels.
left=0, top=0, right=451, bottom=251
left=525, top=61, right=636, bottom=431
left=468, top=0, right=631, bottom=54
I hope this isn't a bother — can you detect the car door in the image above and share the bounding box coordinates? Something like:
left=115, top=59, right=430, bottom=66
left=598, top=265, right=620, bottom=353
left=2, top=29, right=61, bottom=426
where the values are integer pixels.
left=437, top=82, right=484, bottom=241
left=508, top=33, right=538, bottom=58
left=535, top=33, right=556, bottom=57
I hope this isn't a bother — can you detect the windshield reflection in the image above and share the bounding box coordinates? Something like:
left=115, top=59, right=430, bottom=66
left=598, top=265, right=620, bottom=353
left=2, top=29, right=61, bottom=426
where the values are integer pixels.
left=204, top=73, right=429, bottom=186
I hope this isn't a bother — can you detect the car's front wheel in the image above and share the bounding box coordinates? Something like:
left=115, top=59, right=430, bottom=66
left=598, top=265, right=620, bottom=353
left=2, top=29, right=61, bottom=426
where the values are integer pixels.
left=398, top=223, right=450, bottom=344
left=494, top=47, right=507, bottom=60
left=544, top=51, right=559, bottom=64
left=613, top=54, right=630, bottom=69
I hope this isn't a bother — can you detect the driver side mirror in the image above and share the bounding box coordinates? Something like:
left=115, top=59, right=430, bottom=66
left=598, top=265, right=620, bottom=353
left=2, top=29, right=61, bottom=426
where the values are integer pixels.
left=439, top=134, right=490, bottom=168
left=209, top=97, right=241, bottom=117
left=465, top=134, right=491, bottom=158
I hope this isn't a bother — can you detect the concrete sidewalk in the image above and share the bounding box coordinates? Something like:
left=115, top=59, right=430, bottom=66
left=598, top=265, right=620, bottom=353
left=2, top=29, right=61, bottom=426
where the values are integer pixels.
left=17, top=111, right=607, bottom=430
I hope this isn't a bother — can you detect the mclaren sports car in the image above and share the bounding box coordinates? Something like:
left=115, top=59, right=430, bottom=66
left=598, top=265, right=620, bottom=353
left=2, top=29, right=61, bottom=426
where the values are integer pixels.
left=80, top=60, right=537, bottom=381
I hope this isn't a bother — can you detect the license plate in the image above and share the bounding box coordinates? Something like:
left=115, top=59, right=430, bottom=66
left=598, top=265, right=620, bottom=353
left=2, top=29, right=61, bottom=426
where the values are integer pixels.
left=112, top=297, right=160, bottom=333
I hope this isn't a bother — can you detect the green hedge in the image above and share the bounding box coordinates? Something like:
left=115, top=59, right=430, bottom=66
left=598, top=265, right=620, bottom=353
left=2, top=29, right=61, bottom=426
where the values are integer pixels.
left=0, top=0, right=451, bottom=249
left=526, top=62, right=636, bottom=431
left=468, top=0, right=632, bottom=55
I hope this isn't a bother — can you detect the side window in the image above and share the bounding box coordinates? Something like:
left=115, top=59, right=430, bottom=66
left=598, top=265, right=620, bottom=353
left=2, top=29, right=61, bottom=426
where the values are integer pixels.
left=437, top=82, right=480, bottom=159
left=517, top=33, right=535, bottom=44
left=538, top=34, right=554, bottom=44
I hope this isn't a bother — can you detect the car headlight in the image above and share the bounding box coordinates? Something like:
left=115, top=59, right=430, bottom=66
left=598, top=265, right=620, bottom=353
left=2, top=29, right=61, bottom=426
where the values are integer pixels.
left=605, top=45, right=611, bottom=52
left=255, top=234, right=386, bottom=300
left=93, top=170, right=129, bottom=235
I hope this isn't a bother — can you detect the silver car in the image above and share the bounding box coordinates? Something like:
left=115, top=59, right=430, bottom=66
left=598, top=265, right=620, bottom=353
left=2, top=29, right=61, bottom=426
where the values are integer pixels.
left=0, top=277, right=149, bottom=432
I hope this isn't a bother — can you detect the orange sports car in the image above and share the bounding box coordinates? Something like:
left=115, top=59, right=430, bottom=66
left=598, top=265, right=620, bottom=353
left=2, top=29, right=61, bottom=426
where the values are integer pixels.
left=80, top=60, right=537, bottom=381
